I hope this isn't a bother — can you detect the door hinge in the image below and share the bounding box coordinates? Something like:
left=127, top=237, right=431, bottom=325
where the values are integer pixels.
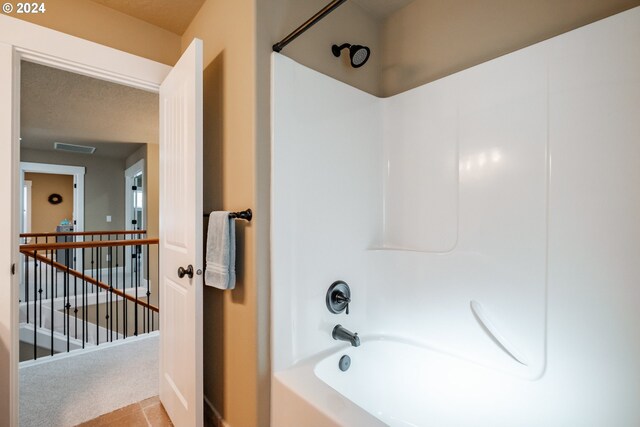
left=132, top=186, right=137, bottom=190
left=74, top=183, right=77, bottom=188
left=11, top=263, right=15, bottom=275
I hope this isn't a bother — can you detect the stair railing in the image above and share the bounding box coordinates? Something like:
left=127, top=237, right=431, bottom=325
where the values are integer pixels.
left=18, top=231, right=159, bottom=361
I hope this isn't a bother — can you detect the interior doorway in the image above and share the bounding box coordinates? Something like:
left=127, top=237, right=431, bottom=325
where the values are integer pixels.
left=17, top=59, right=161, bottom=426
left=19, top=162, right=85, bottom=235
left=1, top=16, right=203, bottom=427
left=125, top=159, right=145, bottom=232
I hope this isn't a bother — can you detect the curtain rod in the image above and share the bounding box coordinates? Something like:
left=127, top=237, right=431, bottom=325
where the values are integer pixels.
left=272, top=0, right=348, bottom=53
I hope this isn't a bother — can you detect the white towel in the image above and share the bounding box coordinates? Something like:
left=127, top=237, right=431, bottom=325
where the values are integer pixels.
left=205, top=211, right=236, bottom=290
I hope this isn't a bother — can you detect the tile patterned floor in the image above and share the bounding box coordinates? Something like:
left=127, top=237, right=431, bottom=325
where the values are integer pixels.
left=76, top=396, right=172, bottom=427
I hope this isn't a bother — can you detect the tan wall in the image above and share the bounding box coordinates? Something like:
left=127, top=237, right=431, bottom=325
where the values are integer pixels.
left=10, top=0, right=181, bottom=65
left=181, top=1, right=263, bottom=426
left=380, top=0, right=640, bottom=96
left=24, top=172, right=74, bottom=233
left=184, top=1, right=380, bottom=424
left=21, top=149, right=127, bottom=233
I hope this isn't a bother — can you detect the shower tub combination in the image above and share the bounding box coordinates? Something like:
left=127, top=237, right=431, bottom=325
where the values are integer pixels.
left=271, top=5, right=640, bottom=427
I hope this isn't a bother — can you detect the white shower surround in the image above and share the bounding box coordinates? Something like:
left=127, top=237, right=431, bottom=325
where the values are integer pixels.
left=272, top=6, right=640, bottom=426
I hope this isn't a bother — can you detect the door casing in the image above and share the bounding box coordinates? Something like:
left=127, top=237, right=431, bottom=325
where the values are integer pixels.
left=0, top=14, right=171, bottom=426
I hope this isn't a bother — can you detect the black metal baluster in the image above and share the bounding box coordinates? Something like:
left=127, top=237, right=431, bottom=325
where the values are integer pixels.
left=146, top=243, right=150, bottom=333
left=33, top=250, right=38, bottom=360
left=25, top=249, right=29, bottom=324
left=41, top=237, right=45, bottom=300
left=91, top=235, right=95, bottom=293
left=54, top=240, right=57, bottom=299
left=115, top=241, right=119, bottom=339
left=50, top=249, right=54, bottom=357
left=39, top=254, right=43, bottom=328
left=73, top=234, right=78, bottom=341
left=134, top=243, right=139, bottom=336
left=141, top=245, right=146, bottom=334
left=65, top=248, right=70, bottom=352
left=108, top=246, right=113, bottom=342
left=74, top=271, right=78, bottom=340
left=82, top=248, right=85, bottom=349
left=123, top=247, right=127, bottom=339
left=96, top=246, right=100, bottom=346
left=39, top=247, right=44, bottom=304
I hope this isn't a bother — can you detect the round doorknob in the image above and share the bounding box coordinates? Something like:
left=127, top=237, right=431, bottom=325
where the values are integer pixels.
left=177, top=264, right=194, bottom=279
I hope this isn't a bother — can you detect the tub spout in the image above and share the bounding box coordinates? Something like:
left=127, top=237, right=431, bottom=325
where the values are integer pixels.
left=332, top=324, right=360, bottom=347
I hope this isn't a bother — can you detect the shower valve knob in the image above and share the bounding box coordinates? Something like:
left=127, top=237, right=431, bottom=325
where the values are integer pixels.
left=336, top=294, right=350, bottom=314
left=326, top=281, right=351, bottom=315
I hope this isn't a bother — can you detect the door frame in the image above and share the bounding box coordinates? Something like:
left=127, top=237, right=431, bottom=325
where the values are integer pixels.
left=20, top=162, right=86, bottom=233
left=125, top=158, right=145, bottom=232
left=0, top=14, right=171, bottom=426
left=124, top=159, right=145, bottom=280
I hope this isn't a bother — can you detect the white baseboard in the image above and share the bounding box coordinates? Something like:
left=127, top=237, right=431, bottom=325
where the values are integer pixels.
left=19, top=331, right=159, bottom=368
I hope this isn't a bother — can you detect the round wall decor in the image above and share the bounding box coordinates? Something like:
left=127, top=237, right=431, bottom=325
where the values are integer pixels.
left=48, top=193, right=63, bottom=205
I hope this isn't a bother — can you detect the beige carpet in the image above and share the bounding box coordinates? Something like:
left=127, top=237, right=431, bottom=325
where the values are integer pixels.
left=20, top=333, right=158, bottom=427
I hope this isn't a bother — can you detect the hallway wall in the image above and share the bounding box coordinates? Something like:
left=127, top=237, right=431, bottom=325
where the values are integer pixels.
left=21, top=149, right=126, bottom=233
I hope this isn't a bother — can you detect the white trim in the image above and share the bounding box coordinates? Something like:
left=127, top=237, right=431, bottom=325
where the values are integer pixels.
left=19, top=331, right=159, bottom=369
left=0, top=41, right=22, bottom=427
left=22, top=180, right=31, bottom=235
left=125, top=159, right=145, bottom=231
left=19, top=323, right=84, bottom=354
left=125, top=159, right=146, bottom=274
left=1, top=15, right=170, bottom=427
left=20, top=162, right=85, bottom=233
left=20, top=162, right=84, bottom=176
left=0, top=15, right=170, bottom=91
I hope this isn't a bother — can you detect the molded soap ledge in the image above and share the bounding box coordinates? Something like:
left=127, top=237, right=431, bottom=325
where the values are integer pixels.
left=367, top=243, right=457, bottom=254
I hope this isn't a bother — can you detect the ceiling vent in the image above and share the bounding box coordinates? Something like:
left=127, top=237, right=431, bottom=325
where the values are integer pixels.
left=54, top=142, right=96, bottom=154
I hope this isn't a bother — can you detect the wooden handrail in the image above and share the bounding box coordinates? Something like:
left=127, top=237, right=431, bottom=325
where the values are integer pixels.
left=20, top=230, right=148, bottom=238
left=20, top=249, right=159, bottom=313
left=20, top=238, right=159, bottom=251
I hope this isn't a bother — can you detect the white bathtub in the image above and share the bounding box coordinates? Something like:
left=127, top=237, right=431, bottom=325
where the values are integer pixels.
left=273, top=336, right=542, bottom=427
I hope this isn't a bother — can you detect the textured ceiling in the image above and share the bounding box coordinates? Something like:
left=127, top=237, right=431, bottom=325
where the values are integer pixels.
left=353, top=0, right=416, bottom=19
left=89, top=0, right=205, bottom=35
left=21, top=61, right=158, bottom=159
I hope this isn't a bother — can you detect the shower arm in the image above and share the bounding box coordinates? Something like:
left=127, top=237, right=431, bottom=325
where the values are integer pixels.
left=272, top=0, right=348, bottom=53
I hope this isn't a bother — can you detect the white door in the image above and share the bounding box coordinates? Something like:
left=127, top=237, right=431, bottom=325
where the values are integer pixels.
left=159, top=38, right=204, bottom=427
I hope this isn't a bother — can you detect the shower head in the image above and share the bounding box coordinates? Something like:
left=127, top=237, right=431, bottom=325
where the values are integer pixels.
left=332, top=43, right=371, bottom=68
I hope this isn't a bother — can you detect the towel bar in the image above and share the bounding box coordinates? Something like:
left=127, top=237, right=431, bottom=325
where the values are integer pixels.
left=203, top=209, right=252, bottom=222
